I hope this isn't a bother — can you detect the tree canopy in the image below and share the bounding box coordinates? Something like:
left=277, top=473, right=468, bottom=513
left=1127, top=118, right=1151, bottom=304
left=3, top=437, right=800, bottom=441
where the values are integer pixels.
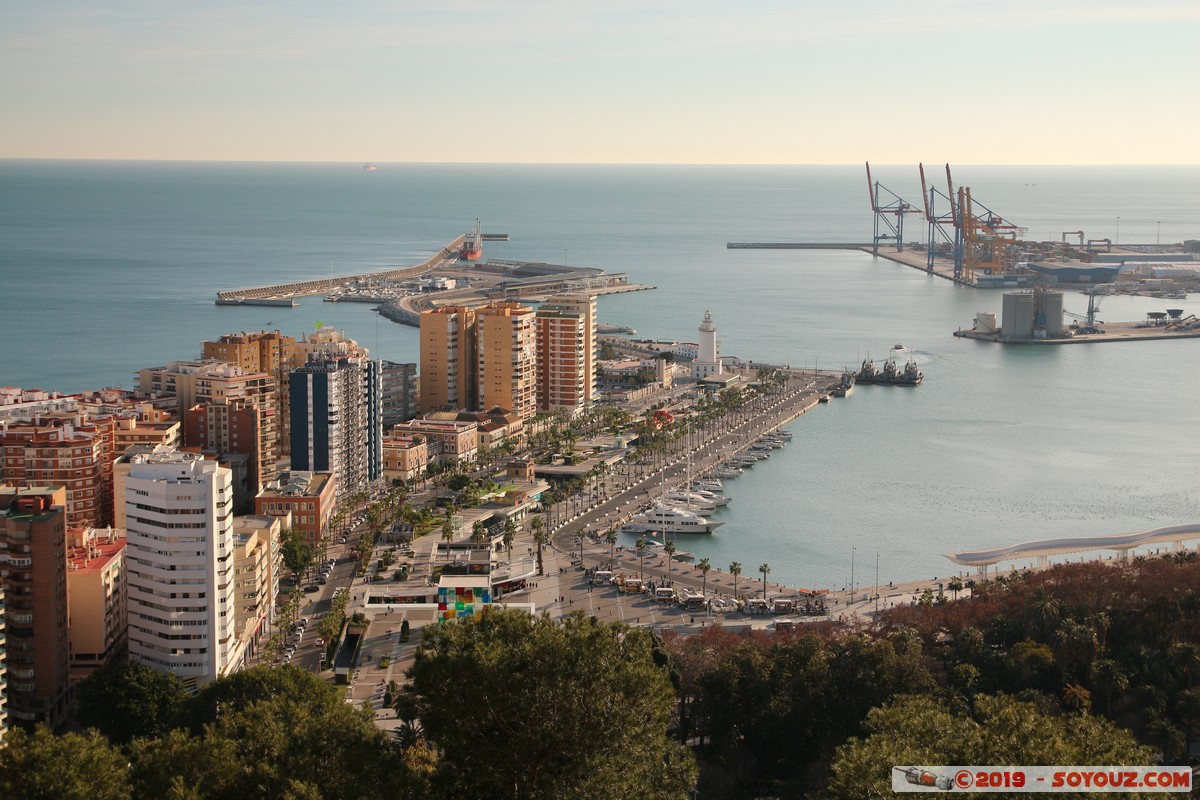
left=827, top=693, right=1156, bottom=799
left=407, top=608, right=697, bottom=800
left=75, top=658, right=187, bottom=744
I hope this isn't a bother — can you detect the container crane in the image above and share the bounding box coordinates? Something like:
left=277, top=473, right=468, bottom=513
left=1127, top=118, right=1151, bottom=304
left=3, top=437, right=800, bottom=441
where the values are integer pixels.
left=919, top=163, right=962, bottom=276
left=866, top=162, right=922, bottom=255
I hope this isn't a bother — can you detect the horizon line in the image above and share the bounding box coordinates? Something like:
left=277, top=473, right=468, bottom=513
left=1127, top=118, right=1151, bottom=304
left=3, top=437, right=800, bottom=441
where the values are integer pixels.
left=2, top=157, right=1198, bottom=168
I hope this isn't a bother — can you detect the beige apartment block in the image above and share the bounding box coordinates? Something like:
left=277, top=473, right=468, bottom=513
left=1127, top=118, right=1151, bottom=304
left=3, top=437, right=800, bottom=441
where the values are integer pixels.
left=66, top=526, right=127, bottom=683
left=476, top=302, right=537, bottom=420
left=419, top=305, right=477, bottom=414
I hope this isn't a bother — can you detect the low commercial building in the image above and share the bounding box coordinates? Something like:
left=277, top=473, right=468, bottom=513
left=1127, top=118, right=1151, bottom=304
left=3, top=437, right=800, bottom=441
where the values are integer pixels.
left=254, top=470, right=336, bottom=545
left=392, top=418, right=478, bottom=466
left=381, top=435, right=428, bottom=484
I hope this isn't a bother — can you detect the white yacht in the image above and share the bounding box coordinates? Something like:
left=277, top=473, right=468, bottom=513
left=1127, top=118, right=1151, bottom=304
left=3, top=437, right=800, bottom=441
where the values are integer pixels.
left=620, top=505, right=724, bottom=535
left=713, top=466, right=743, bottom=479
left=690, top=488, right=730, bottom=506
left=663, top=491, right=719, bottom=514
left=690, top=478, right=724, bottom=493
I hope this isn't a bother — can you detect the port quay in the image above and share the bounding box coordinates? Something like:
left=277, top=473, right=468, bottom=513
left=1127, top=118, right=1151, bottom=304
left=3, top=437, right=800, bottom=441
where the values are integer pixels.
left=215, top=235, right=467, bottom=305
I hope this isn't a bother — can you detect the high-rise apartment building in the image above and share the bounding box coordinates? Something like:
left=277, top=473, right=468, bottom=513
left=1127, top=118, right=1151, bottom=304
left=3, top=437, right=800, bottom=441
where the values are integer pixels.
left=138, top=361, right=279, bottom=486
left=476, top=302, right=537, bottom=419
left=535, top=294, right=597, bottom=416
left=124, top=447, right=237, bottom=691
left=419, top=306, right=477, bottom=414
left=0, top=486, right=71, bottom=729
left=289, top=356, right=381, bottom=499
left=381, top=360, right=419, bottom=427
left=0, top=416, right=115, bottom=528
left=231, top=515, right=283, bottom=662
left=0, top=581, right=7, bottom=744
left=66, top=526, right=127, bottom=682
left=202, top=331, right=297, bottom=454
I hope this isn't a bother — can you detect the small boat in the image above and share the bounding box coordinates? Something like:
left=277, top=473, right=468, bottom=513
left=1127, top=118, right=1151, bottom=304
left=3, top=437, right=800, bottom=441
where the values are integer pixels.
left=713, top=466, right=743, bottom=479
left=363, top=163, right=377, bottom=171
left=773, top=430, right=793, bottom=440
left=690, top=479, right=724, bottom=493
left=818, top=393, right=831, bottom=403
left=892, top=343, right=905, bottom=351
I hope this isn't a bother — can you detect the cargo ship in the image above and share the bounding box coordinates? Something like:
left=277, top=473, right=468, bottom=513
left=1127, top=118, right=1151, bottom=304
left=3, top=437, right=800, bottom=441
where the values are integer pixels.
left=459, top=219, right=483, bottom=261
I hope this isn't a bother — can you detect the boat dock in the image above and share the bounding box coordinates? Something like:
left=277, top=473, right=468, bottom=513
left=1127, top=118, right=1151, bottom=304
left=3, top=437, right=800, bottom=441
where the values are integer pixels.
left=727, top=242, right=872, bottom=249
left=954, top=320, right=1200, bottom=345
left=214, top=234, right=465, bottom=305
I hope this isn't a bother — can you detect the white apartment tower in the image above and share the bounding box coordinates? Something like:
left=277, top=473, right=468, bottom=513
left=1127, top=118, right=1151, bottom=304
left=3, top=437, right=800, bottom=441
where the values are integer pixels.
left=692, top=310, right=724, bottom=379
left=125, top=447, right=237, bottom=691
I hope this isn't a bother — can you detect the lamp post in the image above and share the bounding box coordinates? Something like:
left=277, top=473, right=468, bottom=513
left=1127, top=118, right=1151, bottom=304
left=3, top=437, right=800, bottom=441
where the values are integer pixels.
left=1115, top=216, right=1120, bottom=245
left=850, top=546, right=856, bottom=600
left=1157, top=221, right=1162, bottom=246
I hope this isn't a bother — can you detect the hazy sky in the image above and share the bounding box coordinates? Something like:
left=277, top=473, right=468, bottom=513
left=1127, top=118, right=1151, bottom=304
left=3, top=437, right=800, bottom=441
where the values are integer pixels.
left=3, top=1, right=1197, bottom=164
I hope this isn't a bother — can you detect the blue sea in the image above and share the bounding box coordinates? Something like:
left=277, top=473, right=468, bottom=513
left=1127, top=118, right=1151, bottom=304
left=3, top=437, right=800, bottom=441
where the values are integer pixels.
left=2, top=160, right=1198, bottom=587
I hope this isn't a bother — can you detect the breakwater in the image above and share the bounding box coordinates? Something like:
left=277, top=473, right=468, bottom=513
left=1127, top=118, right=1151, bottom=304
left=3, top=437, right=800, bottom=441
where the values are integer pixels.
left=215, top=235, right=465, bottom=304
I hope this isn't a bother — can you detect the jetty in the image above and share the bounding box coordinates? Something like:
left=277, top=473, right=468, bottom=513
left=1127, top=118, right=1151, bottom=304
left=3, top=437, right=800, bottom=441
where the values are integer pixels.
left=215, top=235, right=465, bottom=306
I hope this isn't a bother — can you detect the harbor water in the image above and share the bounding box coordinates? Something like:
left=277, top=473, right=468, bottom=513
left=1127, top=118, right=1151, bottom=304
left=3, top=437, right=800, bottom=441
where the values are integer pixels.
left=2, top=161, right=1198, bottom=588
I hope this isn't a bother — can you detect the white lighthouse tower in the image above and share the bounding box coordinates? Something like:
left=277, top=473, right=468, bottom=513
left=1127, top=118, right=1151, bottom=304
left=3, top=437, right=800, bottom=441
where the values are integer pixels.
left=692, top=309, right=723, bottom=379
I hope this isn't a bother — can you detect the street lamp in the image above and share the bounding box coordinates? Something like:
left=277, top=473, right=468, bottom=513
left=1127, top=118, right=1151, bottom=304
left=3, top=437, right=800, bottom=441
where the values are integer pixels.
left=1115, top=216, right=1120, bottom=245
left=1157, top=221, right=1162, bottom=246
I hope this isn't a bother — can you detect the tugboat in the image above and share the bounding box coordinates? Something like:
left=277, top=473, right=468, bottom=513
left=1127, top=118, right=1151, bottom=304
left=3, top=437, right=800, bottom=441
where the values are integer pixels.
left=896, top=358, right=923, bottom=386
left=856, top=356, right=879, bottom=385
left=878, top=357, right=900, bottom=384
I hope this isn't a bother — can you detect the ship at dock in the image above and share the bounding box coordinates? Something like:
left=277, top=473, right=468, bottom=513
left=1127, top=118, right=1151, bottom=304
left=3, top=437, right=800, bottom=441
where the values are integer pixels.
left=459, top=219, right=483, bottom=261
left=856, top=355, right=923, bottom=387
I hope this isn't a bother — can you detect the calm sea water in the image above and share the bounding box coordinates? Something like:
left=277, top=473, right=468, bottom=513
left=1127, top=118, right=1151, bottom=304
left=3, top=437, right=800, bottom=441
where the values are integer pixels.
left=2, top=160, right=1198, bottom=586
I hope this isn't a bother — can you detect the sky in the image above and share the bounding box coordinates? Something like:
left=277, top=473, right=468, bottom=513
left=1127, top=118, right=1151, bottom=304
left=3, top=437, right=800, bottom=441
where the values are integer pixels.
left=2, top=1, right=1198, bottom=164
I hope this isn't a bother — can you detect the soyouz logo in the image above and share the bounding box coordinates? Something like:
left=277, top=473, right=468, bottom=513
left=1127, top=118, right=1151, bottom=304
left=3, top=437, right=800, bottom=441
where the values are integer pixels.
left=892, top=766, right=1192, bottom=793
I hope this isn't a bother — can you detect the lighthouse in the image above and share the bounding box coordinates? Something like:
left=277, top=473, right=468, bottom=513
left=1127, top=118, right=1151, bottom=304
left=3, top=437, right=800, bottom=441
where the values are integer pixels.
left=692, top=310, right=723, bottom=379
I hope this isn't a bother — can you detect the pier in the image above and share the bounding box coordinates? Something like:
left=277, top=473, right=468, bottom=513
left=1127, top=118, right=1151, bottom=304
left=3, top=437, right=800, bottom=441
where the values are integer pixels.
left=727, top=242, right=872, bottom=249
left=215, top=234, right=465, bottom=305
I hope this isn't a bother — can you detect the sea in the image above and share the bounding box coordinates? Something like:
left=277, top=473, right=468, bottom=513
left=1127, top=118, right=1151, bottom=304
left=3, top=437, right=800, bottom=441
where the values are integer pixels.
left=2, top=160, right=1199, bottom=589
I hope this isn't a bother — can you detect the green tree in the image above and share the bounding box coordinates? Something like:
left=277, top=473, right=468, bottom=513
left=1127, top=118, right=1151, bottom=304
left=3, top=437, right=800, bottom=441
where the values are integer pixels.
left=605, top=526, right=618, bottom=562
left=828, top=694, right=1155, bottom=799
left=664, top=540, right=676, bottom=581
left=407, top=609, right=696, bottom=799
left=636, top=536, right=648, bottom=580
left=759, top=562, right=771, bottom=598
left=75, top=658, right=187, bottom=745
left=281, top=526, right=315, bottom=577
left=698, top=558, right=711, bottom=596
left=729, top=561, right=742, bottom=598
left=132, top=666, right=424, bottom=800
left=0, top=726, right=132, bottom=800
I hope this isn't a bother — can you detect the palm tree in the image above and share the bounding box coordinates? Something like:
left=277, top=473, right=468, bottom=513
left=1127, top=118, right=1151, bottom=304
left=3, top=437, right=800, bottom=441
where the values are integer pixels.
left=605, top=527, right=618, bottom=563
left=636, top=537, right=647, bottom=580
left=664, top=541, right=676, bottom=581
left=698, top=558, right=711, bottom=596
left=1062, top=683, right=1092, bottom=715
left=471, top=520, right=487, bottom=544
left=759, top=563, right=771, bottom=599
left=441, top=519, right=454, bottom=559
left=1089, top=658, right=1129, bottom=717
left=531, top=516, right=547, bottom=576
left=502, top=518, right=516, bottom=560
left=729, top=562, right=742, bottom=599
